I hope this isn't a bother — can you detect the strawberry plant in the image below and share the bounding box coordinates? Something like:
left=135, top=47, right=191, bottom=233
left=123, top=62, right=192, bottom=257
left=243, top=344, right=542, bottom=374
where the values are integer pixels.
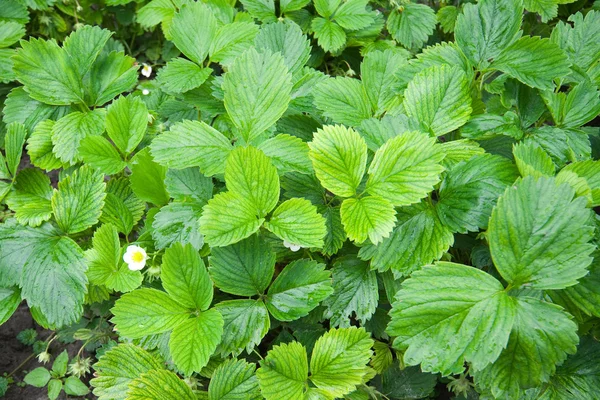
left=1, top=0, right=600, bottom=399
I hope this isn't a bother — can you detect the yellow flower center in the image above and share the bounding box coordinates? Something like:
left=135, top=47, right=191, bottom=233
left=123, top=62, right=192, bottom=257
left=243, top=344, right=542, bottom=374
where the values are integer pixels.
left=131, top=251, right=145, bottom=263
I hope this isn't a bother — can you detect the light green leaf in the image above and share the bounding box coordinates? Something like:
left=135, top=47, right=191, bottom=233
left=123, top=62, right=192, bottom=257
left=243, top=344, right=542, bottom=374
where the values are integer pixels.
left=488, top=176, right=595, bottom=290
left=491, top=36, right=571, bottom=90
left=550, top=11, right=600, bottom=72
left=127, top=369, right=195, bottom=400
left=473, top=297, right=578, bottom=398
left=162, top=243, right=213, bottom=311
left=310, top=327, right=374, bottom=397
left=100, top=177, right=145, bottom=235
left=168, top=2, right=217, bottom=64
left=340, top=196, right=396, bottom=244
left=0, top=286, right=21, bottom=325
left=85, top=50, right=138, bottom=106
left=314, top=0, right=341, bottom=18
left=563, top=160, right=600, bottom=206
left=26, top=120, right=63, bottom=172
left=387, top=4, right=436, bottom=49
left=359, top=201, right=453, bottom=277
left=86, top=224, right=142, bottom=293
left=209, top=358, right=261, bottom=400
left=312, top=77, right=371, bottom=126
left=150, top=120, right=232, bottom=176
left=323, top=256, right=377, bottom=327
left=387, top=262, right=515, bottom=376
left=130, top=148, right=169, bottom=206
left=266, top=259, right=333, bottom=321
left=403, top=65, right=472, bottom=136
left=169, top=309, right=223, bottom=375
left=3, top=87, right=71, bottom=132
left=437, top=154, right=518, bottom=233
left=281, top=0, right=311, bottom=13
left=223, top=48, right=292, bottom=143
left=63, top=376, right=89, bottom=396
left=308, top=125, right=367, bottom=198
left=5, top=122, right=27, bottom=177
left=52, top=165, right=106, bottom=235
left=24, top=367, right=51, bottom=388
left=255, top=22, right=311, bottom=76
left=437, top=5, right=458, bottom=33
left=90, top=344, right=165, bottom=400
left=240, top=0, right=276, bottom=22
left=513, top=141, right=555, bottom=178
left=257, top=342, right=308, bottom=400
left=334, top=0, right=375, bottom=31
left=105, top=95, right=148, bottom=154
left=560, top=81, right=600, bottom=128
left=322, top=206, right=346, bottom=256
left=63, top=25, right=112, bottom=78
left=361, top=49, right=406, bottom=114
left=51, top=109, right=106, bottom=164
left=311, top=17, right=346, bottom=53
left=199, top=191, right=264, bottom=247
left=209, top=21, right=260, bottom=66
left=265, top=198, right=327, bottom=248
left=0, top=21, right=25, bottom=48
left=5, top=168, right=53, bottom=227
left=524, top=0, right=558, bottom=23
left=454, top=0, right=523, bottom=68
left=366, top=131, right=444, bottom=207
left=258, top=134, right=312, bottom=174
left=137, top=0, right=177, bottom=29
left=79, top=135, right=127, bottom=175
left=152, top=203, right=204, bottom=250
left=225, top=146, right=280, bottom=218
left=111, top=288, right=190, bottom=338
left=0, top=48, right=15, bottom=83
left=209, top=234, right=275, bottom=296
left=214, top=299, right=270, bottom=357
left=12, top=37, right=83, bottom=105
left=165, top=168, right=213, bottom=203
left=156, top=57, right=212, bottom=93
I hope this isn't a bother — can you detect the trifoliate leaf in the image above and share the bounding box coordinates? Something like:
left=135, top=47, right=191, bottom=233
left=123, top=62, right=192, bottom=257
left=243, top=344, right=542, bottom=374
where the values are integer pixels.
left=209, top=359, right=261, bottom=400
left=209, top=234, right=275, bottom=296
left=437, top=154, right=518, bottom=233
left=209, top=22, right=260, bottom=66
left=454, top=0, right=522, bottom=68
left=403, top=65, right=472, bottom=136
left=152, top=203, right=204, bottom=250
left=491, top=36, right=571, bottom=90
left=310, top=327, right=374, bottom=397
left=308, top=125, right=367, bottom=198
left=129, top=148, right=169, bottom=206
left=12, top=37, right=83, bottom=105
left=111, top=288, right=190, bottom=338
left=387, top=262, right=515, bottom=376
left=79, top=135, right=126, bottom=175
left=257, top=134, right=313, bottom=174
left=513, top=141, right=555, bottom=178
left=488, top=176, right=594, bottom=290
left=340, top=196, right=396, bottom=244
left=165, top=168, right=213, bottom=204
left=255, top=22, right=311, bottom=76
left=90, top=344, right=165, bottom=400
left=225, top=146, right=280, bottom=218
left=0, top=286, right=20, bottom=325
left=156, top=57, right=212, bottom=93
left=168, top=2, right=216, bottom=64
left=52, top=165, right=106, bottom=235
left=105, top=95, right=148, bottom=154
left=85, top=50, right=138, bottom=106
left=127, top=369, right=195, bottom=400
left=62, top=25, right=112, bottom=78
left=169, top=309, right=223, bottom=375
left=6, top=168, right=52, bottom=227
left=265, top=198, right=327, bottom=248
left=473, top=297, right=578, bottom=399
left=150, top=120, right=232, bottom=176
left=199, top=192, right=264, bottom=247
left=266, top=259, right=333, bottom=321
left=387, top=3, right=436, bottom=49
left=27, top=120, right=63, bottom=172
left=311, top=17, right=346, bottom=53
left=257, top=342, right=308, bottom=400
left=323, top=256, right=377, bottom=327
left=366, top=131, right=444, bottom=206
left=215, top=299, right=270, bottom=357
left=87, top=224, right=142, bottom=293
left=312, top=77, right=371, bottom=126
left=359, top=201, right=453, bottom=277
left=223, top=48, right=292, bottom=143
left=51, top=109, right=106, bottom=164
left=162, top=243, right=213, bottom=311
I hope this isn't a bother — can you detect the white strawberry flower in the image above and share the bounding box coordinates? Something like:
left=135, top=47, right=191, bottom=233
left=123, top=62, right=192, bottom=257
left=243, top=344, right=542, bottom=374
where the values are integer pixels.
left=283, top=240, right=301, bottom=252
left=123, top=245, right=148, bottom=271
left=142, top=89, right=150, bottom=95
left=141, top=63, right=152, bottom=78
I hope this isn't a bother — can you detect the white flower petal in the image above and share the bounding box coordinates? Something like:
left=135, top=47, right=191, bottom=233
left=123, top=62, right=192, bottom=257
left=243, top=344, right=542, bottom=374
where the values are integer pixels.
left=127, top=260, right=146, bottom=271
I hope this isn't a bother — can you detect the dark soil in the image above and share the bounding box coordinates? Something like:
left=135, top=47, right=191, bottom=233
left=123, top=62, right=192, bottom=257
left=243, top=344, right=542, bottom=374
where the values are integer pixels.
left=0, top=304, right=94, bottom=400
